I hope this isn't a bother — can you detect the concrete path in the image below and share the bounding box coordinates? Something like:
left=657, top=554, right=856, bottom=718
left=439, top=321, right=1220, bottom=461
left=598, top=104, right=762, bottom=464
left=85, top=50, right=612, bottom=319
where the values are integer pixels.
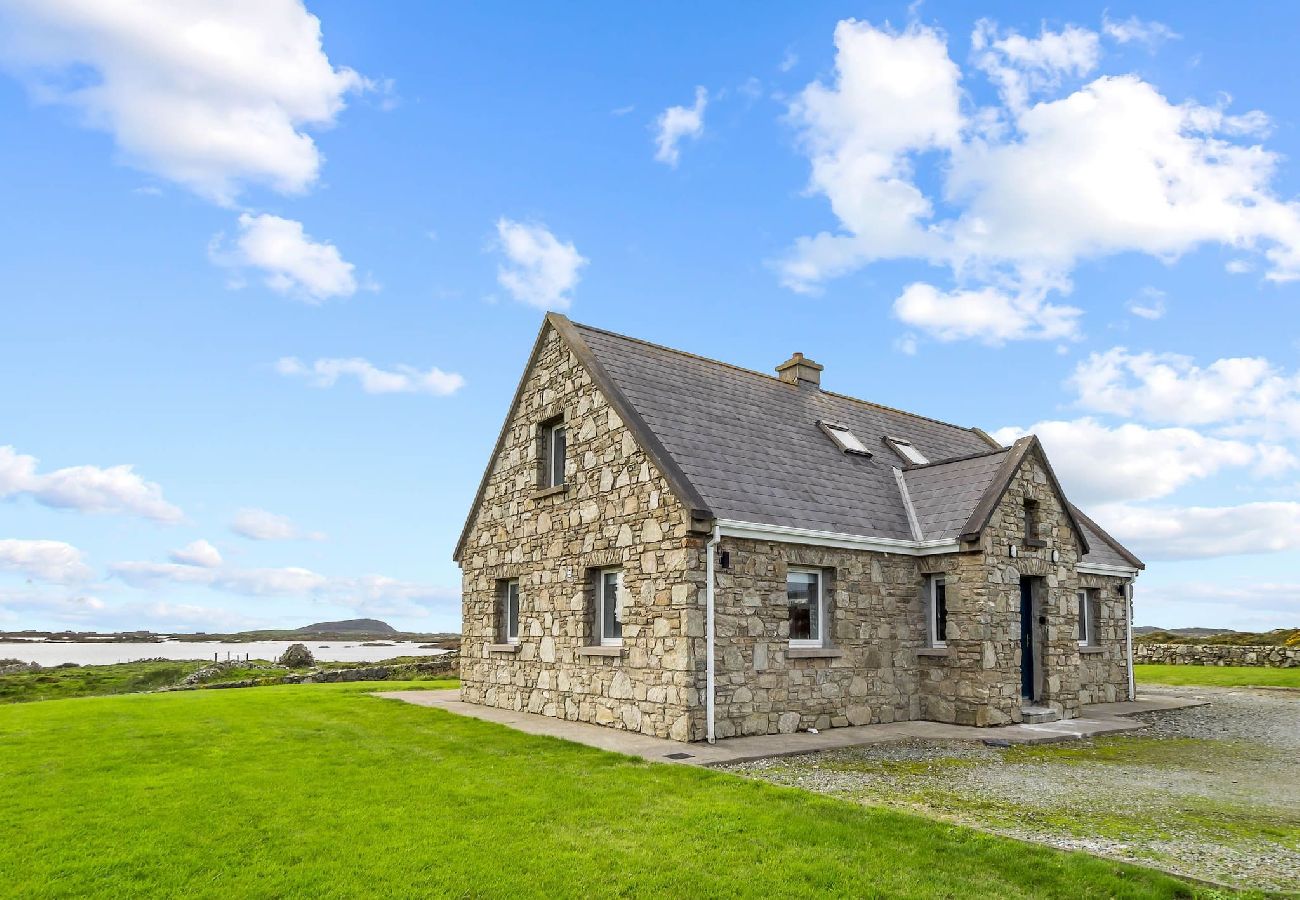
left=375, top=689, right=1207, bottom=767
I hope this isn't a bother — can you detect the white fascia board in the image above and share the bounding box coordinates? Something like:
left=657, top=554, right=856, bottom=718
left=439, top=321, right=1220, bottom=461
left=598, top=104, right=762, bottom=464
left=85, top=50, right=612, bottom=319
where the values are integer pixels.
left=716, top=519, right=960, bottom=556
left=1077, top=562, right=1140, bottom=578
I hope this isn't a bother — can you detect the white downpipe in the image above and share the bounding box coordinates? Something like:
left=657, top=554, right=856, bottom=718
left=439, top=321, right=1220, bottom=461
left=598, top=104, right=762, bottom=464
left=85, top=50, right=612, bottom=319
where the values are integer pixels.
left=1125, top=580, right=1136, bottom=701
left=705, top=524, right=720, bottom=744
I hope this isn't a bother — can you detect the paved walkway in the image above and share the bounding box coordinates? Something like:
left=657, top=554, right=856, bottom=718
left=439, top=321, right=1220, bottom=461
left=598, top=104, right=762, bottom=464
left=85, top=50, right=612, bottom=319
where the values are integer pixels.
left=375, top=689, right=1207, bottom=767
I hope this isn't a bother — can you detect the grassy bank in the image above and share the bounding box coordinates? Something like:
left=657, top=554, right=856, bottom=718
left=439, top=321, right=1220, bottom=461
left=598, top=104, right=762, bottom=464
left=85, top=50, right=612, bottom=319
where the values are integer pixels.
left=0, top=682, right=1204, bottom=898
left=1136, top=664, right=1300, bottom=689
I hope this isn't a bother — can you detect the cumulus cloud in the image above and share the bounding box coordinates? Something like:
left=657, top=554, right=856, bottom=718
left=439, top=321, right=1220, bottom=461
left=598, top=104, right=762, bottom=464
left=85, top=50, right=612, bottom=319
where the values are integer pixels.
left=991, top=418, right=1292, bottom=506
left=0, top=539, right=93, bottom=584
left=229, top=508, right=324, bottom=542
left=1125, top=287, right=1167, bottom=320
left=1093, top=501, right=1300, bottom=561
left=1102, top=15, right=1179, bottom=50
left=893, top=283, right=1081, bottom=345
left=212, top=213, right=357, bottom=302
left=1137, top=578, right=1300, bottom=631
left=495, top=218, right=587, bottom=310
left=1069, top=348, right=1300, bottom=438
left=779, top=18, right=1300, bottom=342
left=168, top=539, right=222, bottom=568
left=653, top=86, right=708, bottom=167
left=110, top=557, right=453, bottom=618
left=0, top=0, right=367, bottom=205
left=0, top=444, right=182, bottom=522
left=276, top=357, right=464, bottom=396
left=0, top=586, right=104, bottom=624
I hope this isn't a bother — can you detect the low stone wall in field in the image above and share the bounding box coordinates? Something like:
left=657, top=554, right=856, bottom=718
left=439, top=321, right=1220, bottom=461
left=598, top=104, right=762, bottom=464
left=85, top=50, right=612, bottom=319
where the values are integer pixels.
left=1135, top=643, right=1299, bottom=668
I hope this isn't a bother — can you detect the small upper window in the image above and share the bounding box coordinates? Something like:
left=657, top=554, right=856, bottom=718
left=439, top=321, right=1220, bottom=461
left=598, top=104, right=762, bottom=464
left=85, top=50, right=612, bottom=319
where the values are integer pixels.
left=543, top=420, right=567, bottom=488
left=1024, top=499, right=1044, bottom=547
left=501, top=579, right=520, bottom=644
left=597, top=568, right=623, bottom=646
left=818, top=421, right=871, bottom=457
left=930, top=576, right=948, bottom=648
left=787, top=568, right=825, bottom=647
left=885, top=436, right=928, bottom=466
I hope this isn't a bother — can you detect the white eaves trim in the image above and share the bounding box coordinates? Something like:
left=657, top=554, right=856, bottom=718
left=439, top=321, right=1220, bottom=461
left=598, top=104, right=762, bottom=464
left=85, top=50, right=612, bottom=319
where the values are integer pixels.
left=1077, top=562, right=1141, bottom=578
left=716, top=519, right=959, bottom=557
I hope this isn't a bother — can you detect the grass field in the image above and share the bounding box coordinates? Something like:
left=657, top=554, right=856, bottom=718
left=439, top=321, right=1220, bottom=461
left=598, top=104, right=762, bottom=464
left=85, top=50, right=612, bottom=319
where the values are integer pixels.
left=0, top=682, right=1207, bottom=899
left=1136, top=664, right=1300, bottom=689
left=0, top=659, right=207, bottom=703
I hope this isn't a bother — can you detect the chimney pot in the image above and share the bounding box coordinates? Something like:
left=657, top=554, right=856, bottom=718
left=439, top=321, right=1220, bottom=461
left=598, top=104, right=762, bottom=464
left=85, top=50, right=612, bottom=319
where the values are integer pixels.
left=776, top=352, right=823, bottom=387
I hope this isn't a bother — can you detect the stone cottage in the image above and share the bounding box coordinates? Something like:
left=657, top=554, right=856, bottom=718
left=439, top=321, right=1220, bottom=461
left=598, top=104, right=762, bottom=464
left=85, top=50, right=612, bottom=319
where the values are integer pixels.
left=454, top=314, right=1144, bottom=742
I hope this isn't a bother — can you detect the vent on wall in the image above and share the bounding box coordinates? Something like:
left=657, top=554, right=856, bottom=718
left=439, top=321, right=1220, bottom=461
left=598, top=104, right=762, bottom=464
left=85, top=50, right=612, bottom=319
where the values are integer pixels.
left=818, top=421, right=872, bottom=457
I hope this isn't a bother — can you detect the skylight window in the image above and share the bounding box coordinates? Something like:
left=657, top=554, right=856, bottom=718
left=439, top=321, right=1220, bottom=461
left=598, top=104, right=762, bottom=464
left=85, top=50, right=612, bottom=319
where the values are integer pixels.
left=818, top=421, right=871, bottom=457
left=887, top=436, right=929, bottom=465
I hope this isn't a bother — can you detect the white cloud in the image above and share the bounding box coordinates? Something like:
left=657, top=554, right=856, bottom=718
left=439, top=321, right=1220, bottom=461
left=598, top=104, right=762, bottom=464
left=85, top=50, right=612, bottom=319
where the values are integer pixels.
left=1125, top=287, right=1166, bottom=320
left=110, top=557, right=453, bottom=617
left=0, top=444, right=182, bottom=522
left=1069, top=348, right=1300, bottom=438
left=0, top=539, right=93, bottom=584
left=973, top=19, right=1099, bottom=111
left=779, top=50, right=799, bottom=73
left=212, top=213, right=357, bottom=302
left=991, top=418, right=1291, bottom=506
left=653, top=86, right=708, bottom=167
left=0, top=586, right=104, bottom=623
left=893, top=283, right=1082, bottom=344
left=1093, top=501, right=1300, bottom=561
left=1102, top=15, right=1179, bottom=50
left=229, top=508, right=324, bottom=542
left=1137, top=578, right=1300, bottom=631
left=276, top=357, right=464, bottom=396
left=168, top=539, right=222, bottom=568
left=494, top=218, right=587, bottom=310
left=779, top=18, right=1300, bottom=335
left=0, top=0, right=367, bottom=206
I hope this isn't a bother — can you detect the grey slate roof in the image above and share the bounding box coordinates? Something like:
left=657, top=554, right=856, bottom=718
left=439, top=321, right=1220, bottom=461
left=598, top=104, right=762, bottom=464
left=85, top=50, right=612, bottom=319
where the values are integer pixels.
left=452, top=313, right=1142, bottom=570
left=902, top=450, right=1009, bottom=541
left=574, top=321, right=993, bottom=541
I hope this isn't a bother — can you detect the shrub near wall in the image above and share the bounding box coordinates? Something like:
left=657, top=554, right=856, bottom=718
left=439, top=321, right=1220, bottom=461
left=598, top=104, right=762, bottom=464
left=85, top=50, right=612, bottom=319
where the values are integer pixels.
left=1134, top=643, right=1300, bottom=668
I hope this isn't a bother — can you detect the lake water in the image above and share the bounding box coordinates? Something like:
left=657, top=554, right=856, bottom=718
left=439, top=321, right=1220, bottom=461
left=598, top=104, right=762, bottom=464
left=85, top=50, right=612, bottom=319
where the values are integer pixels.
left=0, top=640, right=451, bottom=667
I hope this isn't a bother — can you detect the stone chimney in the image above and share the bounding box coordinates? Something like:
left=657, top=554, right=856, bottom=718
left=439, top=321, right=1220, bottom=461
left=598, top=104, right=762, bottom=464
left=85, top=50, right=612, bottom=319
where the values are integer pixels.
left=775, top=352, right=823, bottom=387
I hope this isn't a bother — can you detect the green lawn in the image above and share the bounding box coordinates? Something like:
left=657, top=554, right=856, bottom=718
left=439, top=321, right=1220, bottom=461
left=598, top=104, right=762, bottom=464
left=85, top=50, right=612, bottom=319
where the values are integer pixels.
left=1136, top=663, right=1300, bottom=689
left=0, top=683, right=1207, bottom=899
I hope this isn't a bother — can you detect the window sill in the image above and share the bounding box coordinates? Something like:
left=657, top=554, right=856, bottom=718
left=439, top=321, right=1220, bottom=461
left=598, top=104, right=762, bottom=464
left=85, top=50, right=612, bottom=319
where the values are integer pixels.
left=786, top=647, right=844, bottom=659
left=577, top=646, right=624, bottom=658
left=486, top=643, right=520, bottom=654
left=916, top=647, right=950, bottom=657
left=1078, top=645, right=1105, bottom=655
left=530, top=484, right=567, bottom=501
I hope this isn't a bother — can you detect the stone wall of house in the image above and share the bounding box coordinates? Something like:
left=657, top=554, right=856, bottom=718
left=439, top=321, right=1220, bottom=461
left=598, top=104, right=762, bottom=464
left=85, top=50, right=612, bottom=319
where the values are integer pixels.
left=1077, top=574, right=1132, bottom=704
left=458, top=325, right=705, bottom=740
left=1134, top=643, right=1300, bottom=668
left=706, top=537, right=929, bottom=738
left=931, top=446, right=1129, bottom=724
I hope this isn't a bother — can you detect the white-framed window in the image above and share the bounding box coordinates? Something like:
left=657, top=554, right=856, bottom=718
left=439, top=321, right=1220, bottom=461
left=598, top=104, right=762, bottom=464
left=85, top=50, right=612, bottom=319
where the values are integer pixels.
left=543, top=419, right=567, bottom=488
left=1077, top=589, right=1092, bottom=646
left=597, top=568, right=624, bottom=646
left=500, top=579, right=520, bottom=644
left=929, top=575, right=948, bottom=648
left=787, top=567, right=825, bottom=647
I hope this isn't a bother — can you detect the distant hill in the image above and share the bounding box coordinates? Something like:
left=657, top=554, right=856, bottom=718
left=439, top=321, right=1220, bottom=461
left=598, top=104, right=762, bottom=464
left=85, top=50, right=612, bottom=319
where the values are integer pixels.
left=1133, top=626, right=1235, bottom=638
left=1135, top=627, right=1299, bottom=647
left=295, top=619, right=397, bottom=635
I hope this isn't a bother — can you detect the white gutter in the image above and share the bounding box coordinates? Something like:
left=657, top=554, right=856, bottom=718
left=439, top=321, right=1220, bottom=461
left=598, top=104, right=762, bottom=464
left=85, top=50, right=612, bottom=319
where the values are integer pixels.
left=1077, top=562, right=1140, bottom=577
left=716, top=519, right=959, bottom=556
left=1125, top=579, right=1136, bottom=701
left=705, top=523, right=720, bottom=744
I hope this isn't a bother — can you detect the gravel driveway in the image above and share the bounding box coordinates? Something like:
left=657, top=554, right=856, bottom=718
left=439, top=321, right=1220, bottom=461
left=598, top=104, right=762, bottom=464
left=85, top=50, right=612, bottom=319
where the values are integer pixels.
left=721, top=685, right=1300, bottom=892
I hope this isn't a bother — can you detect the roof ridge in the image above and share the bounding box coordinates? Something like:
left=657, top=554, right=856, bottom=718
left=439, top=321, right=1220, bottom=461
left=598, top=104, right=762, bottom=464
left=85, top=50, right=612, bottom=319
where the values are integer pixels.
left=569, top=318, right=988, bottom=437
left=903, top=446, right=1009, bottom=471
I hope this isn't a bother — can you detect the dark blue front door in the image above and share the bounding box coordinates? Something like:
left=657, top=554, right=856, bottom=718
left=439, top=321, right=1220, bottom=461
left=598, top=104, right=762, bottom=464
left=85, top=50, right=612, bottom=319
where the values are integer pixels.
left=1019, top=578, right=1034, bottom=700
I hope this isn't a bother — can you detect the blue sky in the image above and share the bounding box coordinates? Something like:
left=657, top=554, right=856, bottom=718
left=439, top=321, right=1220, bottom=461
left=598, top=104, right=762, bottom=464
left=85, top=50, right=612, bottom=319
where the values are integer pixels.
left=2, top=0, right=1300, bottom=633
